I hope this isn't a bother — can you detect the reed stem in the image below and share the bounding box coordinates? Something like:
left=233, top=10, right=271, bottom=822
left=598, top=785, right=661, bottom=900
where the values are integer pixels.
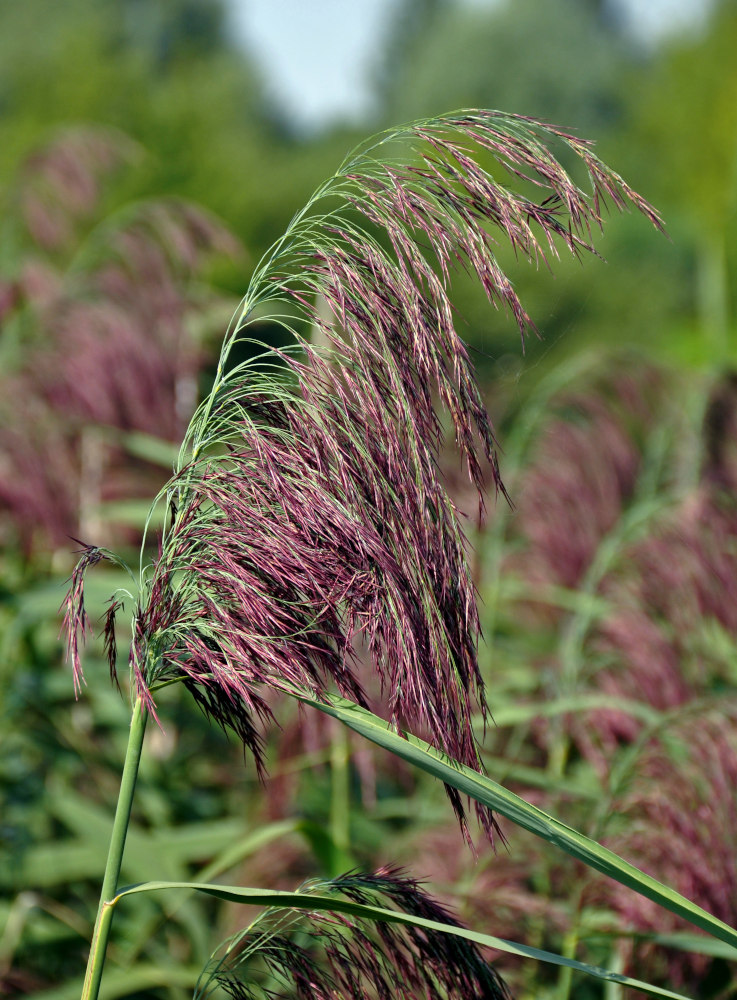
left=81, top=697, right=148, bottom=1000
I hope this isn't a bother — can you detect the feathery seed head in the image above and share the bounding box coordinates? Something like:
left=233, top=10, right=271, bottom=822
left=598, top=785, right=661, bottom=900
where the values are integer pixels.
left=64, top=110, right=661, bottom=842
left=62, top=543, right=108, bottom=697
left=593, top=708, right=737, bottom=988
left=197, top=866, right=510, bottom=1000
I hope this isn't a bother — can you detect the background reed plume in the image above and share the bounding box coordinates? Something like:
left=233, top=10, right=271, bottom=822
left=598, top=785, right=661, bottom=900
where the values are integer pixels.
left=0, top=126, right=239, bottom=551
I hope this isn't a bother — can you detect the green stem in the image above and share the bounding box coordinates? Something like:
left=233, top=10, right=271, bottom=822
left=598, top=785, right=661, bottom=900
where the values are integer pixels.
left=330, top=722, right=351, bottom=868
left=81, top=697, right=148, bottom=1000
left=696, top=231, right=729, bottom=366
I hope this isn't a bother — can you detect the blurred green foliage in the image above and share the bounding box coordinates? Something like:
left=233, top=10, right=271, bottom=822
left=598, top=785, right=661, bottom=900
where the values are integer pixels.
left=2, top=0, right=737, bottom=996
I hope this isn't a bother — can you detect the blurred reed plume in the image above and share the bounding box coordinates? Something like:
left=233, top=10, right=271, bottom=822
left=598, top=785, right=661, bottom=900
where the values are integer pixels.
left=569, top=371, right=737, bottom=760
left=600, top=707, right=737, bottom=989
left=0, top=126, right=239, bottom=550
left=472, top=357, right=737, bottom=989
left=507, top=360, right=667, bottom=599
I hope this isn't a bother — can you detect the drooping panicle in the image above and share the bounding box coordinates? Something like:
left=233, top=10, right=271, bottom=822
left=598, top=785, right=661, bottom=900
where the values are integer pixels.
left=198, top=866, right=510, bottom=1000
left=102, top=596, right=123, bottom=691
left=62, top=543, right=108, bottom=696
left=71, top=110, right=661, bottom=841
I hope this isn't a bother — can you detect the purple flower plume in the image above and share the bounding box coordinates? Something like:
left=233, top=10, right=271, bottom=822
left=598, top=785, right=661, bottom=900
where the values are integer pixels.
left=19, top=126, right=139, bottom=250
left=62, top=542, right=109, bottom=696
left=201, top=866, right=510, bottom=1000
left=594, top=708, right=737, bottom=988
left=508, top=362, right=665, bottom=597
left=66, top=110, right=660, bottom=840
left=0, top=127, right=240, bottom=550
left=62, top=541, right=131, bottom=697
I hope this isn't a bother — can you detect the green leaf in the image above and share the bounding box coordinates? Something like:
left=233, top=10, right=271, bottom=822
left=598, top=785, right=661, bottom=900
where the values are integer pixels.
left=117, top=431, right=179, bottom=469
left=481, top=753, right=600, bottom=800
left=94, top=499, right=165, bottom=531
left=587, top=931, right=737, bottom=963
left=2, top=817, right=293, bottom=890
left=29, top=965, right=202, bottom=1000
left=487, top=694, right=662, bottom=729
left=296, top=694, right=737, bottom=954
left=112, top=880, right=693, bottom=1000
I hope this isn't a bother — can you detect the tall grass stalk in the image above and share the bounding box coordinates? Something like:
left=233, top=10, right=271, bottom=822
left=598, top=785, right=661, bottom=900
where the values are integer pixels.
left=63, top=110, right=730, bottom=1000
left=80, top=698, right=147, bottom=1000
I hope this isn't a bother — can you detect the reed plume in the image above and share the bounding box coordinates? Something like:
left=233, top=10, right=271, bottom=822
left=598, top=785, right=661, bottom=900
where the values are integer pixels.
left=197, top=867, right=509, bottom=1000
left=66, top=110, right=661, bottom=843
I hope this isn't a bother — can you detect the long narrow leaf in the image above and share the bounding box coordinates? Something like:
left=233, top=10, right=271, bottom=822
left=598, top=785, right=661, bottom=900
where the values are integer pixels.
left=30, top=966, right=202, bottom=1000
left=297, top=693, right=737, bottom=953
left=486, top=694, right=663, bottom=728
left=112, top=880, right=692, bottom=1000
